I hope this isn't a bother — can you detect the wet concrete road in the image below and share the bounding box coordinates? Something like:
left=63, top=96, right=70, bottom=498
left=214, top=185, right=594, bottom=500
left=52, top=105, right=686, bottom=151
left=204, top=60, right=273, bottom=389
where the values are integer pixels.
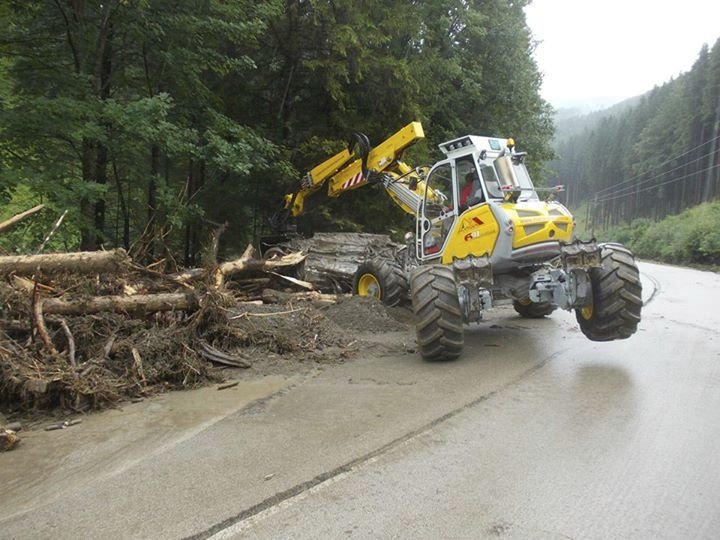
left=2, top=262, right=719, bottom=539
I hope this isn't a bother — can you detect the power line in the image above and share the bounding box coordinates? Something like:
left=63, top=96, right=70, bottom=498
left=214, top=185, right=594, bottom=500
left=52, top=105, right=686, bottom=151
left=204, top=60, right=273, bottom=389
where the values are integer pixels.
left=592, top=161, right=720, bottom=205
left=592, top=146, right=720, bottom=203
left=591, top=133, right=720, bottom=197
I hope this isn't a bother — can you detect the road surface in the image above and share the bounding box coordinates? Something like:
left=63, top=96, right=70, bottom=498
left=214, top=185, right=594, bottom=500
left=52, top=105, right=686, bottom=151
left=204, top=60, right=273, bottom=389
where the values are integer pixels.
left=2, top=261, right=719, bottom=539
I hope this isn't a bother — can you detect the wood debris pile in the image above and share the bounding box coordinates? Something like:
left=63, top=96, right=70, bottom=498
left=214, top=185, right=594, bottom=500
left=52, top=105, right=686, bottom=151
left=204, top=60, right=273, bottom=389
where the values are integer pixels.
left=0, top=244, right=317, bottom=413
left=0, top=205, right=411, bottom=416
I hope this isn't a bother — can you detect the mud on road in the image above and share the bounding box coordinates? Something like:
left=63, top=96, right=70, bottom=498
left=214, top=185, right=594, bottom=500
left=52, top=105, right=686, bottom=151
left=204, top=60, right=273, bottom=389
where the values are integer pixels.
left=0, top=292, right=416, bottom=429
left=224, top=295, right=414, bottom=377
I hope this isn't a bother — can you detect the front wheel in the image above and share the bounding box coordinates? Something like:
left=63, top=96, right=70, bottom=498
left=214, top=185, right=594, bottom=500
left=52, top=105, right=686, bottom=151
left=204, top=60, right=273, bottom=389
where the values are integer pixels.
left=352, top=257, right=408, bottom=307
left=575, top=243, right=642, bottom=341
left=409, top=265, right=464, bottom=360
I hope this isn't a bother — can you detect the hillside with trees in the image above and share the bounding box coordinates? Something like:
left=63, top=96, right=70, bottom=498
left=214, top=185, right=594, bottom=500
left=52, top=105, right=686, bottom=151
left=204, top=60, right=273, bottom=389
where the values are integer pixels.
left=0, top=0, right=552, bottom=263
left=548, top=39, right=720, bottom=235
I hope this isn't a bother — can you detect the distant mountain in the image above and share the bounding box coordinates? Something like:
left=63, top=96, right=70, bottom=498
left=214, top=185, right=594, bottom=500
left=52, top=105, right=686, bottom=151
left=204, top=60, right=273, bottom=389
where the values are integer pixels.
left=550, top=96, right=627, bottom=115
left=552, top=95, right=643, bottom=144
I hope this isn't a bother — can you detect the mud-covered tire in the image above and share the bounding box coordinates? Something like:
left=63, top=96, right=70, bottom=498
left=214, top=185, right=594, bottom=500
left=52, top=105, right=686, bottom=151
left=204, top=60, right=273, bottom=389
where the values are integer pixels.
left=575, top=243, right=642, bottom=341
left=513, top=299, right=556, bottom=318
left=352, top=257, right=408, bottom=307
left=409, top=265, right=464, bottom=360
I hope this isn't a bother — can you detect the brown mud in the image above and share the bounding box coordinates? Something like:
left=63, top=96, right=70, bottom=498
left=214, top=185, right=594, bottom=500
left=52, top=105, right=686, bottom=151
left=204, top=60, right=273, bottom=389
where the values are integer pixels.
left=1, top=290, right=414, bottom=426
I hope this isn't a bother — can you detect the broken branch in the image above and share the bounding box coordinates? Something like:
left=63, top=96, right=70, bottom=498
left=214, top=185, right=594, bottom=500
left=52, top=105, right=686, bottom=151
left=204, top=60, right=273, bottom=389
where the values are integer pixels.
left=0, top=204, right=45, bottom=234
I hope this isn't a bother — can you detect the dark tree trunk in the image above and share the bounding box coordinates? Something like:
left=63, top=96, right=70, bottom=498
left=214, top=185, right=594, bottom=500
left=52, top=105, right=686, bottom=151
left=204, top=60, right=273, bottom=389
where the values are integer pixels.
left=80, top=138, right=96, bottom=250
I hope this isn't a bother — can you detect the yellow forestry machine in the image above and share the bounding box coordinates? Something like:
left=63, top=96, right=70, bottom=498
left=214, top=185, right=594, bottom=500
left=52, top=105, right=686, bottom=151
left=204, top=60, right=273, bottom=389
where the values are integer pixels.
left=270, top=122, right=642, bottom=360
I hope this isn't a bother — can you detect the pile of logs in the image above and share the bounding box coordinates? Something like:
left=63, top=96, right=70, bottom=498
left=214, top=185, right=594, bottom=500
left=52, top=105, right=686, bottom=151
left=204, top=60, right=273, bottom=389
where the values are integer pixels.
left=0, top=204, right=393, bottom=413
left=0, top=246, right=309, bottom=356
left=0, top=222, right=312, bottom=411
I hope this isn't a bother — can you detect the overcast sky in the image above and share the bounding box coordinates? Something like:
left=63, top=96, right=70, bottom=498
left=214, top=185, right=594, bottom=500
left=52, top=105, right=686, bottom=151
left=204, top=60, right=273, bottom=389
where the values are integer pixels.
left=524, top=0, right=720, bottom=109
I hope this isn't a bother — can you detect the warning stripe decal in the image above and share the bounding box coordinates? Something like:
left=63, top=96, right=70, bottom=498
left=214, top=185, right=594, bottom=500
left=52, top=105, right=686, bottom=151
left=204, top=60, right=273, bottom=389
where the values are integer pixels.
left=341, top=172, right=364, bottom=190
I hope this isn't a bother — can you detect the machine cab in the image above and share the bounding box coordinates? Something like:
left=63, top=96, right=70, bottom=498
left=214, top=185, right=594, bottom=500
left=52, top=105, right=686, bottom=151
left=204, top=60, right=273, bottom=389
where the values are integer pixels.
left=417, top=135, right=537, bottom=261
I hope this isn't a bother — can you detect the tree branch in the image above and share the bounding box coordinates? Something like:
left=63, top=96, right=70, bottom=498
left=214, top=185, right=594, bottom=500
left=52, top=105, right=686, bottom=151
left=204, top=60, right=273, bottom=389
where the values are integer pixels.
left=53, top=0, right=81, bottom=73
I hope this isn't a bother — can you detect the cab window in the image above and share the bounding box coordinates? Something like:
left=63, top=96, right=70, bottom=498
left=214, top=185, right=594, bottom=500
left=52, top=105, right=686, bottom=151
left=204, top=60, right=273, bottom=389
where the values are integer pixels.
left=422, top=163, right=454, bottom=257
left=479, top=164, right=503, bottom=198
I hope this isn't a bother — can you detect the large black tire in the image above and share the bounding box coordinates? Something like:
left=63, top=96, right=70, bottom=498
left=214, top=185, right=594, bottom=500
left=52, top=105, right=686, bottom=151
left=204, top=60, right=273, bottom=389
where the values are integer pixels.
left=352, top=257, right=408, bottom=307
left=575, top=243, right=642, bottom=341
left=513, top=299, right=556, bottom=318
left=409, top=265, right=464, bottom=360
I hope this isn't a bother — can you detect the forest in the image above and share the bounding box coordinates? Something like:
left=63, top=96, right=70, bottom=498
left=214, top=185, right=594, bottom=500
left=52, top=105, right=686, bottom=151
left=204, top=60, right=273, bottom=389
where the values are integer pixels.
left=550, top=39, right=720, bottom=237
left=0, top=0, right=552, bottom=264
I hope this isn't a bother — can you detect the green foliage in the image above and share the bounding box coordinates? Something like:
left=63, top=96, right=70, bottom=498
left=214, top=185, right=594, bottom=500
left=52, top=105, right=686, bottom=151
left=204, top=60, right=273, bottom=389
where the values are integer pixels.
left=598, top=202, right=720, bottom=266
left=1, top=0, right=553, bottom=260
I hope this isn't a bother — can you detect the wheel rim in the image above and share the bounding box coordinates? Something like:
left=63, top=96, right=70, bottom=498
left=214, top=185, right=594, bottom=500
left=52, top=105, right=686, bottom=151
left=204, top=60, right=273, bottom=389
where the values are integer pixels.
left=357, top=273, right=381, bottom=299
left=580, top=302, right=593, bottom=320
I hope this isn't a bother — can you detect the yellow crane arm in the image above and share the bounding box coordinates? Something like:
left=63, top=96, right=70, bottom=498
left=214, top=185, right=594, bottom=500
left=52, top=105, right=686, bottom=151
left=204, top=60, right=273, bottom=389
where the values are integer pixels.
left=278, top=122, right=425, bottom=222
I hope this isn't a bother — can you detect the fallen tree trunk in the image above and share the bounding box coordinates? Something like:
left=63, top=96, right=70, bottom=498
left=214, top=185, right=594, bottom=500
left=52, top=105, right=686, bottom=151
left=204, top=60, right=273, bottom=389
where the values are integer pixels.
left=261, top=289, right=338, bottom=304
left=42, top=292, right=198, bottom=315
left=0, top=249, right=130, bottom=276
left=219, top=251, right=306, bottom=276
left=167, top=251, right=307, bottom=285
left=0, top=204, right=45, bottom=234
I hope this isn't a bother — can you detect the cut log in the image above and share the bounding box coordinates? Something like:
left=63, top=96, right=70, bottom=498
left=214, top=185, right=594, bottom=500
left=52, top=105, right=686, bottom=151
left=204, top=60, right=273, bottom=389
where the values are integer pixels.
left=0, top=249, right=130, bottom=276
left=0, top=204, right=45, bottom=234
left=42, top=292, right=198, bottom=316
left=261, top=289, right=338, bottom=305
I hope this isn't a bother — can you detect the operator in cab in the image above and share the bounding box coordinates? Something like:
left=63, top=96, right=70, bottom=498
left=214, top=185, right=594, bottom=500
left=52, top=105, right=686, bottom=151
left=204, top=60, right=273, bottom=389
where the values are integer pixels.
left=460, top=170, right=483, bottom=210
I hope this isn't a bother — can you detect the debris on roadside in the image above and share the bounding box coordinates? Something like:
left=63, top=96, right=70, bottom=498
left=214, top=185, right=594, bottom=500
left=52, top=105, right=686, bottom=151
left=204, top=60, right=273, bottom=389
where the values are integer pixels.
left=217, top=381, right=239, bottom=391
left=45, top=419, right=82, bottom=431
left=0, top=427, right=20, bottom=451
left=0, top=238, right=412, bottom=416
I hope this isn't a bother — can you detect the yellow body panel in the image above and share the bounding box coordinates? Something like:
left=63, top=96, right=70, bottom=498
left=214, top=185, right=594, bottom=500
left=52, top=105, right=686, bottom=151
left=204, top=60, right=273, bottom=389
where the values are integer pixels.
left=501, top=202, right=574, bottom=248
left=441, top=205, right=500, bottom=264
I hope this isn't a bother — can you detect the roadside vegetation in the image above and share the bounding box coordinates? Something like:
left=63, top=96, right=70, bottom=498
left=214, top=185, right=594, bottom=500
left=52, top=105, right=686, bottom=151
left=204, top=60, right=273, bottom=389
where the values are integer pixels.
left=573, top=201, right=720, bottom=267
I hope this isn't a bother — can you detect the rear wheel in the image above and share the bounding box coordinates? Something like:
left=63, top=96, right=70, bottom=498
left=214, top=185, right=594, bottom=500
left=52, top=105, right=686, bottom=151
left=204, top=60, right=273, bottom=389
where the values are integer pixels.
left=352, top=257, right=408, bottom=307
left=409, top=265, right=464, bottom=360
left=575, top=243, right=642, bottom=341
left=513, top=298, right=556, bottom=318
